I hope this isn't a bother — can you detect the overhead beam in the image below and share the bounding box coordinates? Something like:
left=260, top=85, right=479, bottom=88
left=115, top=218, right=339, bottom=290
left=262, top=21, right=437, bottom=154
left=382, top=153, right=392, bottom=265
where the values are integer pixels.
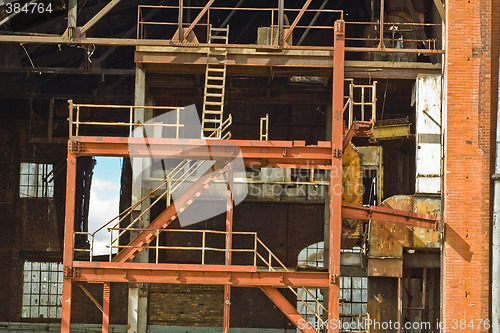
left=341, top=204, right=440, bottom=229
left=0, top=34, right=445, bottom=55
left=79, top=0, right=122, bottom=36
left=69, top=137, right=332, bottom=168
left=71, top=261, right=330, bottom=288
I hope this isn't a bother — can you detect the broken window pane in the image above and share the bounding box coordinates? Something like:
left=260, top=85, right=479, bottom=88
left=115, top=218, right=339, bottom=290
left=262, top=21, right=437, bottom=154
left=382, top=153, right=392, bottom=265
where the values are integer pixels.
left=22, top=260, right=63, bottom=318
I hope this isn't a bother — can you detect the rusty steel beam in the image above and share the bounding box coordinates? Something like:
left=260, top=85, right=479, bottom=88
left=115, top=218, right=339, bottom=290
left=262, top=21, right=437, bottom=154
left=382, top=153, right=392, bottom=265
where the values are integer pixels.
left=260, top=286, right=318, bottom=333
left=283, top=0, right=312, bottom=43
left=0, top=34, right=445, bottom=55
left=112, top=161, right=230, bottom=262
left=76, top=282, right=103, bottom=313
left=183, top=0, right=215, bottom=39
left=341, top=204, right=439, bottom=229
left=79, top=0, right=122, bottom=36
left=71, top=261, right=329, bottom=288
left=61, top=152, right=77, bottom=333
left=224, top=166, right=234, bottom=333
left=69, top=137, right=332, bottom=168
left=102, top=283, right=110, bottom=333
left=328, top=20, right=345, bottom=333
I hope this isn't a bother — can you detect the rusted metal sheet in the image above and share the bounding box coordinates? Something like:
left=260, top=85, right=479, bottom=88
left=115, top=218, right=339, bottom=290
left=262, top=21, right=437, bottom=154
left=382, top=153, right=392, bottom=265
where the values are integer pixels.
left=357, top=146, right=381, bottom=168
left=342, top=204, right=439, bottom=228
left=369, top=195, right=441, bottom=258
left=371, top=122, right=412, bottom=141
left=342, top=144, right=362, bottom=205
left=368, top=258, right=403, bottom=277
left=413, top=197, right=442, bottom=248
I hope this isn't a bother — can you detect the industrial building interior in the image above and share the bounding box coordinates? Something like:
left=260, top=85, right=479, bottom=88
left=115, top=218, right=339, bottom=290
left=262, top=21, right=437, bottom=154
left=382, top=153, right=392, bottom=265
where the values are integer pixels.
left=0, top=0, right=495, bottom=333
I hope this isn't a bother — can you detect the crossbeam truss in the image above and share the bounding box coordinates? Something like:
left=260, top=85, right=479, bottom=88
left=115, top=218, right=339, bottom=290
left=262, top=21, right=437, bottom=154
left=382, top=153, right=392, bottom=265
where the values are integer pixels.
left=59, top=21, right=440, bottom=333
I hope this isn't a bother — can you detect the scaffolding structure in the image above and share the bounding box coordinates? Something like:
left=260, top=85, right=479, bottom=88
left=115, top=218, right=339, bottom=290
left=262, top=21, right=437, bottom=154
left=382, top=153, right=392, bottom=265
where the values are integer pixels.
left=6, top=2, right=441, bottom=333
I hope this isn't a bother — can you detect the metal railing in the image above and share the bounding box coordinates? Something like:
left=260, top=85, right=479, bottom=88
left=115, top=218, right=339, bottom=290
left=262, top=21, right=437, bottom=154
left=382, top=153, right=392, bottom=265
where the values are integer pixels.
left=74, top=225, right=326, bottom=327
left=137, top=4, right=343, bottom=47
left=68, top=101, right=185, bottom=139
left=260, top=113, right=269, bottom=141
left=136, top=3, right=441, bottom=55
left=206, top=114, right=232, bottom=140
left=344, top=80, right=377, bottom=129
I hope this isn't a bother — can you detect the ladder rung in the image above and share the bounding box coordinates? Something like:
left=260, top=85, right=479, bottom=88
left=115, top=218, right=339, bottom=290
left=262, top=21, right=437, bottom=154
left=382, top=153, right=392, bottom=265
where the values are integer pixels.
left=203, top=110, right=223, bottom=114
left=207, top=68, right=225, bottom=72
left=206, top=84, right=224, bottom=88
left=204, top=101, right=223, bottom=106
left=205, top=93, right=223, bottom=97
left=210, top=35, right=228, bottom=40
left=206, top=76, right=224, bottom=80
left=210, top=27, right=229, bottom=32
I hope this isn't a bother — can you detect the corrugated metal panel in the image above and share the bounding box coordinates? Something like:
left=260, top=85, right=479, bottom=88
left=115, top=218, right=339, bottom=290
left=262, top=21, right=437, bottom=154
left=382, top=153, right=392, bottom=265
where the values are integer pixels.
left=415, top=74, right=442, bottom=194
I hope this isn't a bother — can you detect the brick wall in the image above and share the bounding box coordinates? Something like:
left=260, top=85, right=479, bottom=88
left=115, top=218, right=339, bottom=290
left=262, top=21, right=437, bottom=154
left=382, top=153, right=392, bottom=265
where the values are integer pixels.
left=443, top=0, right=499, bottom=330
left=0, top=118, right=117, bottom=324
left=149, top=284, right=224, bottom=326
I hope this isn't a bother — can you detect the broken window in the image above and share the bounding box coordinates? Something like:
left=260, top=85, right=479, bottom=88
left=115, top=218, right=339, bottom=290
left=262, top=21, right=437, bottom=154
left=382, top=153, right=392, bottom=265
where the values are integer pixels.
left=339, top=248, right=368, bottom=330
left=19, top=162, right=54, bottom=198
left=297, top=243, right=368, bottom=331
left=22, top=261, right=63, bottom=319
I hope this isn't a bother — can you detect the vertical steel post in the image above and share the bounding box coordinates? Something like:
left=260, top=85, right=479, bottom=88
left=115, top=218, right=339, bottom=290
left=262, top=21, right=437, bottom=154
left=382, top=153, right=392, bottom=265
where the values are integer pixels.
left=223, top=165, right=234, bottom=333
left=378, top=0, right=385, bottom=49
left=328, top=20, right=345, bottom=333
left=61, top=151, right=77, bottom=333
left=67, top=0, right=77, bottom=38
left=102, top=283, right=110, bottom=333
left=178, top=0, right=184, bottom=43
left=278, top=0, right=284, bottom=47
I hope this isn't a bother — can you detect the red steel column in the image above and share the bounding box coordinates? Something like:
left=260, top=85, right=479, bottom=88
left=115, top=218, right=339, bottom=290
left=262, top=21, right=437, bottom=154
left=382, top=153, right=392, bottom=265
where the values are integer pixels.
left=102, top=282, right=110, bottom=333
left=328, top=20, right=345, bottom=333
left=61, top=151, right=77, bottom=333
left=223, top=165, right=234, bottom=333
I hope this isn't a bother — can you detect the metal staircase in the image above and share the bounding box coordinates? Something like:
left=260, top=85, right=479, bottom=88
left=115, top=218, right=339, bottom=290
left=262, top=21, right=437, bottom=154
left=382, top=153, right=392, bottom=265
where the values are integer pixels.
left=201, top=25, right=232, bottom=139
left=111, top=160, right=230, bottom=262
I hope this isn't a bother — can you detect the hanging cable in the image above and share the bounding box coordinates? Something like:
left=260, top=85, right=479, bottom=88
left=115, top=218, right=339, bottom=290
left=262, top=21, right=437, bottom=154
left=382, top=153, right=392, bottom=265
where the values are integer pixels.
left=380, top=78, right=388, bottom=120
left=20, top=43, right=35, bottom=68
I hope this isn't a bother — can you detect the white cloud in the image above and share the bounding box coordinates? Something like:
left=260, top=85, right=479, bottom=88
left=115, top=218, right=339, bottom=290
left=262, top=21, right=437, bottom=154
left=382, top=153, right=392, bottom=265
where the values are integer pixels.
left=88, top=184, right=120, bottom=255
left=92, top=178, right=120, bottom=191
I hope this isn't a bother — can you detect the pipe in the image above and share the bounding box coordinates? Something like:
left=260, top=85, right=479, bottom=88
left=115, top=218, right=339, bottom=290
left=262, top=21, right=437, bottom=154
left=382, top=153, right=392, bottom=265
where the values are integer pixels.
left=493, top=53, right=500, bottom=332
left=278, top=0, right=284, bottom=47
